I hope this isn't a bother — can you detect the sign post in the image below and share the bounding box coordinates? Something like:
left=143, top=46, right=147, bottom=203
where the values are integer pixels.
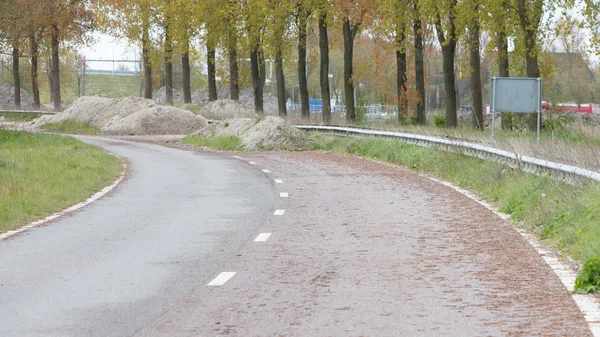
left=489, top=77, right=543, bottom=144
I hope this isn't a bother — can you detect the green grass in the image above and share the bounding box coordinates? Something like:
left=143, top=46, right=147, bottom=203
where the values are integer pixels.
left=0, top=111, right=45, bottom=122
left=40, top=120, right=100, bottom=134
left=0, top=130, right=122, bottom=233
left=84, top=74, right=140, bottom=98
left=310, top=134, right=600, bottom=266
left=182, top=135, right=243, bottom=151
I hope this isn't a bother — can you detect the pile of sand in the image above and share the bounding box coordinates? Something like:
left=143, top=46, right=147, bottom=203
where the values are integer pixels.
left=32, top=96, right=207, bottom=135
left=0, top=84, right=34, bottom=108
left=198, top=99, right=256, bottom=120
left=200, top=116, right=310, bottom=151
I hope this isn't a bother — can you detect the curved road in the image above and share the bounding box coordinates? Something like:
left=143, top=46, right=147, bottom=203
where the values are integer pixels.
left=0, top=137, right=274, bottom=337
left=0, top=137, right=593, bottom=336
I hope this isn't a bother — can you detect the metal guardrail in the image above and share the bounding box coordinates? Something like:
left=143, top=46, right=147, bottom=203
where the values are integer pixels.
left=296, top=125, right=600, bottom=184
left=0, top=109, right=56, bottom=115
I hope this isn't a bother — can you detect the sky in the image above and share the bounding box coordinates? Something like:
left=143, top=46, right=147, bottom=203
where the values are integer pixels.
left=80, top=33, right=138, bottom=71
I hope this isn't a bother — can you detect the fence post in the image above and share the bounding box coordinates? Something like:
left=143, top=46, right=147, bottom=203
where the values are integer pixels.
left=82, top=57, right=86, bottom=96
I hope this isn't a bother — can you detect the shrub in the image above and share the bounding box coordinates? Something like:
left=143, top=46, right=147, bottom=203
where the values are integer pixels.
left=433, top=114, right=445, bottom=128
left=574, top=257, right=600, bottom=293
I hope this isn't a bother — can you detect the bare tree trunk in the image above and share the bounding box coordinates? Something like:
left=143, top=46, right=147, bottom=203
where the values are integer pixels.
left=275, top=47, right=287, bottom=117
left=298, top=9, right=310, bottom=121
left=435, top=12, right=457, bottom=127
left=29, top=33, right=40, bottom=109
left=469, top=9, right=483, bottom=130
left=413, top=1, right=426, bottom=125
left=164, top=20, right=173, bottom=104
left=319, top=12, right=332, bottom=124
left=227, top=3, right=240, bottom=101
left=343, top=18, right=357, bottom=123
left=497, top=30, right=511, bottom=130
left=396, top=27, right=407, bottom=120
left=250, top=46, right=264, bottom=114
left=228, top=41, right=239, bottom=100
left=182, top=32, right=191, bottom=104
left=12, top=45, right=21, bottom=109
left=50, top=24, right=61, bottom=111
left=142, top=12, right=152, bottom=99
left=441, top=44, right=457, bottom=127
left=207, top=42, right=217, bottom=102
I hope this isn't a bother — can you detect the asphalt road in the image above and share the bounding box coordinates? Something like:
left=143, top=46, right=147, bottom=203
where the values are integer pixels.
left=0, top=137, right=274, bottom=337
left=0, top=137, right=593, bottom=336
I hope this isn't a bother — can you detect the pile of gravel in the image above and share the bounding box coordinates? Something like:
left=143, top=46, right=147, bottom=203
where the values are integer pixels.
left=155, top=85, right=280, bottom=116
left=200, top=116, right=310, bottom=151
left=32, top=96, right=207, bottom=135
left=0, top=84, right=34, bottom=108
left=198, top=99, right=256, bottom=120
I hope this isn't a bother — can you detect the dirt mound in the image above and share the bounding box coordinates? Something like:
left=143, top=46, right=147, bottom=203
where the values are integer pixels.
left=201, top=116, right=309, bottom=151
left=199, top=99, right=256, bottom=120
left=237, top=88, right=278, bottom=116
left=0, top=84, right=34, bottom=108
left=33, top=96, right=206, bottom=135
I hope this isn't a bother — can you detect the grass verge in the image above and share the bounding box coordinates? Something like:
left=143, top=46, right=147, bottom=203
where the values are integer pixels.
left=0, top=111, right=45, bottom=122
left=182, top=135, right=243, bottom=151
left=40, top=120, right=100, bottom=134
left=0, top=130, right=121, bottom=233
left=311, top=134, right=600, bottom=269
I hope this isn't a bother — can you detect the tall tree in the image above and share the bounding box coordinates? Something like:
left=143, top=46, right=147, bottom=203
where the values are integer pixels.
left=512, top=0, right=546, bottom=130
left=162, top=0, right=174, bottom=104
left=226, top=0, right=240, bottom=100
left=181, top=28, right=192, bottom=103
left=319, top=7, right=332, bottom=124
left=296, top=2, right=311, bottom=120
left=468, top=0, right=483, bottom=130
left=95, top=0, right=154, bottom=99
left=12, top=43, right=21, bottom=108
left=425, top=0, right=459, bottom=127
left=206, top=29, right=218, bottom=102
left=243, top=0, right=268, bottom=113
left=141, top=3, right=152, bottom=99
left=334, top=0, right=373, bottom=123
left=374, top=0, right=410, bottom=121
left=268, top=0, right=293, bottom=117
left=491, top=0, right=512, bottom=129
left=413, top=1, right=426, bottom=125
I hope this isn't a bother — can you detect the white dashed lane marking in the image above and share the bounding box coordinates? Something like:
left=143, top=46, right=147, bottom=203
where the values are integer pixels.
left=280, top=192, right=289, bottom=198
left=207, top=272, right=236, bottom=286
left=249, top=162, right=256, bottom=165
left=273, top=210, right=285, bottom=216
left=254, top=233, right=272, bottom=242
left=262, top=169, right=271, bottom=173
left=274, top=179, right=283, bottom=184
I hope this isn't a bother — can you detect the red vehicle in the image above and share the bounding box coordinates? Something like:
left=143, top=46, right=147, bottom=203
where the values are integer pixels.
left=547, top=102, right=595, bottom=114
left=484, top=102, right=597, bottom=114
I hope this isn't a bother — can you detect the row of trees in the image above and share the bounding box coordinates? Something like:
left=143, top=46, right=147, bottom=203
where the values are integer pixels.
left=0, top=0, right=94, bottom=111
left=1, top=0, right=599, bottom=129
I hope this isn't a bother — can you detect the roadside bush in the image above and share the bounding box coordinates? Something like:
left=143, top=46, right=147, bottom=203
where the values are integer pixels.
left=356, top=106, right=367, bottom=124
left=574, top=257, right=600, bottom=294
left=433, top=114, right=445, bottom=128
left=543, top=110, right=574, bottom=133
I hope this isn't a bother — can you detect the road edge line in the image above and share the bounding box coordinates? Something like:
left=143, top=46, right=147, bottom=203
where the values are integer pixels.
left=425, top=175, right=600, bottom=336
left=0, top=157, right=128, bottom=242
